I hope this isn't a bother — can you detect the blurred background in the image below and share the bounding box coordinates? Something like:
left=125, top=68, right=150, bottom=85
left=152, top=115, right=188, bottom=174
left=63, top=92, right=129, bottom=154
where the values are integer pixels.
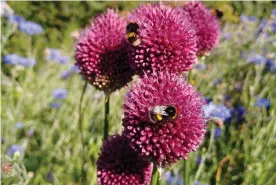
left=1, top=1, right=276, bottom=185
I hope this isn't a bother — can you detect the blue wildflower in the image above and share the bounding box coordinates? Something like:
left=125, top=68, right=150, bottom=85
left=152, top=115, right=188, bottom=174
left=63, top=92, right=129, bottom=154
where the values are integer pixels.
left=248, top=16, right=257, bottom=22
left=16, top=122, right=24, bottom=129
left=214, top=128, right=222, bottom=138
left=271, top=22, right=276, bottom=33
left=47, top=48, right=61, bottom=61
left=203, top=102, right=231, bottom=121
left=58, top=56, right=70, bottom=64
left=3, top=54, right=21, bottom=65
left=70, top=65, right=80, bottom=73
left=3, top=54, right=36, bottom=67
left=254, top=98, right=270, bottom=108
left=196, top=156, right=201, bottom=165
left=7, top=14, right=25, bottom=24
left=52, top=88, right=67, bottom=99
left=163, top=172, right=183, bottom=185
left=247, top=54, right=266, bottom=64
left=49, top=102, right=61, bottom=109
left=7, top=144, right=23, bottom=157
left=18, top=21, right=43, bottom=35
left=270, top=63, right=276, bottom=72
left=195, top=63, right=206, bottom=71
left=204, top=97, right=212, bottom=104
left=213, top=78, right=221, bottom=85
left=272, top=9, right=276, bottom=15
left=222, top=32, right=231, bottom=40
left=18, top=57, right=36, bottom=67
left=240, top=14, right=247, bottom=22
left=60, top=70, right=72, bottom=80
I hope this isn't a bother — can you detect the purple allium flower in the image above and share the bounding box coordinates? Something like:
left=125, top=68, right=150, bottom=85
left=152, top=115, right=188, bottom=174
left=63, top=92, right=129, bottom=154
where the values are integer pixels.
left=254, top=98, right=270, bottom=108
left=18, top=21, right=43, bottom=35
left=122, top=71, right=206, bottom=166
left=183, top=2, right=220, bottom=55
left=49, top=102, right=61, bottom=109
left=16, top=122, right=24, bottom=129
left=75, top=9, right=134, bottom=93
left=97, top=135, right=153, bottom=185
left=7, top=144, right=23, bottom=157
left=128, top=3, right=198, bottom=75
left=214, top=128, right=222, bottom=139
left=203, top=102, right=231, bottom=121
left=52, top=88, right=67, bottom=99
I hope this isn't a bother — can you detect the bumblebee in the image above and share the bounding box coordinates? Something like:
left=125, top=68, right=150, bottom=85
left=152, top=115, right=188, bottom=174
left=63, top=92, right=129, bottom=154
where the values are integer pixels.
left=149, top=105, right=178, bottom=123
left=211, top=9, right=224, bottom=19
left=126, top=21, right=141, bottom=46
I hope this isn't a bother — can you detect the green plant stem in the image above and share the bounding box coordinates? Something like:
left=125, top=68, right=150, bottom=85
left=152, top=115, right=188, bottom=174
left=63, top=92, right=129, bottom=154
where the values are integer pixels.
left=150, top=164, right=159, bottom=185
left=184, top=159, right=190, bottom=185
left=78, top=80, right=88, bottom=185
left=104, top=94, right=110, bottom=140
left=194, top=124, right=215, bottom=181
left=188, top=70, right=193, bottom=82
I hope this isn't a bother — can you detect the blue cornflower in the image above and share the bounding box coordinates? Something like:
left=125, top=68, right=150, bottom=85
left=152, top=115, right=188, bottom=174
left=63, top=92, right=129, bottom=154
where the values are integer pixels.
left=3, top=54, right=36, bottom=67
left=270, top=63, right=276, bottom=72
left=248, top=16, right=257, bottom=22
left=214, top=128, right=222, bottom=139
left=7, top=14, right=25, bottom=24
left=163, top=172, right=183, bottom=185
left=49, top=102, right=61, bottom=109
left=196, top=156, right=201, bottom=165
left=58, top=56, right=70, bottom=64
left=203, top=102, right=231, bottom=121
left=18, top=57, right=36, bottom=67
left=213, top=78, right=221, bottom=85
left=18, top=21, right=43, bottom=35
left=254, top=98, right=270, bottom=108
left=204, top=97, right=212, bottom=104
left=60, top=70, right=72, bottom=80
left=70, top=65, right=80, bottom=73
left=52, top=88, right=67, bottom=99
left=47, top=48, right=61, bottom=61
left=272, top=9, right=276, bottom=15
left=3, top=54, right=21, bottom=65
left=222, top=32, right=231, bottom=40
left=240, top=14, right=247, bottom=22
left=271, top=22, right=276, bottom=33
left=195, top=63, right=206, bottom=71
left=247, top=54, right=266, bottom=64
left=7, top=144, right=23, bottom=157
left=16, top=122, right=24, bottom=129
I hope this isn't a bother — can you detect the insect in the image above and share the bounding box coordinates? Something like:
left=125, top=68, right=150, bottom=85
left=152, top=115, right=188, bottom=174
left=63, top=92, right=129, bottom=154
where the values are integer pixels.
left=211, top=9, right=224, bottom=19
left=149, top=105, right=178, bottom=123
left=126, top=21, right=141, bottom=46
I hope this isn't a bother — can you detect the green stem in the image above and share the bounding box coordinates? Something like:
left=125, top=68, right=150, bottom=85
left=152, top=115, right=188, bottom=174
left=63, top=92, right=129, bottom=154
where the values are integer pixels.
left=150, top=164, right=159, bottom=185
left=104, top=94, right=110, bottom=140
left=194, top=124, right=215, bottom=181
left=78, top=80, right=88, bottom=185
left=184, top=159, right=190, bottom=185
left=188, top=70, right=193, bottom=82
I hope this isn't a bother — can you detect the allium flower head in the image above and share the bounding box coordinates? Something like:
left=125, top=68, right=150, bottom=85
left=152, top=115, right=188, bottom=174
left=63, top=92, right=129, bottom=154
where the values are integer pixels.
left=128, top=3, right=198, bottom=75
left=183, top=2, right=220, bottom=55
left=75, top=9, right=134, bottom=93
left=97, top=135, right=152, bottom=185
left=123, top=71, right=206, bottom=166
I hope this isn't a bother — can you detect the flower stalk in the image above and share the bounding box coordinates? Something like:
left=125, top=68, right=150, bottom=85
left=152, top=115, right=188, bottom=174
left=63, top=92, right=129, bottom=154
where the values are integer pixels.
left=150, top=164, right=159, bottom=185
left=104, top=94, right=110, bottom=140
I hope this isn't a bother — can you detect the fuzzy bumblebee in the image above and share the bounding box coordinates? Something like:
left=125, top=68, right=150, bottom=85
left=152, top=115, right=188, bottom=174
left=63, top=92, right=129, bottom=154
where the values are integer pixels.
left=211, top=9, right=224, bottom=19
left=126, top=21, right=141, bottom=46
left=149, top=105, right=178, bottom=123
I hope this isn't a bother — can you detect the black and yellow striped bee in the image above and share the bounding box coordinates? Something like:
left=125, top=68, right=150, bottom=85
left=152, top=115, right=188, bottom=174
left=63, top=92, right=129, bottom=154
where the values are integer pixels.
left=126, top=21, right=141, bottom=46
left=149, top=105, right=178, bottom=124
left=211, top=9, right=224, bottom=19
